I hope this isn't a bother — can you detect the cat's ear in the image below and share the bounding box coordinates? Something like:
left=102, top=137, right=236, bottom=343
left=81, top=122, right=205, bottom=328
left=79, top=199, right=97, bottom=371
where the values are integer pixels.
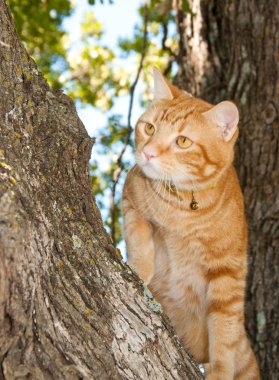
left=153, top=67, right=181, bottom=100
left=202, top=101, right=239, bottom=142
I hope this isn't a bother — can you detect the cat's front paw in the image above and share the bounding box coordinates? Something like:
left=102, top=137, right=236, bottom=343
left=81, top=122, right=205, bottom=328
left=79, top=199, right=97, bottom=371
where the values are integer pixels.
left=204, top=363, right=233, bottom=380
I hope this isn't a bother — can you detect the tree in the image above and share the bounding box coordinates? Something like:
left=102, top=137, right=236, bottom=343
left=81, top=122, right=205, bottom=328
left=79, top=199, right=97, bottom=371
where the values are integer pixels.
left=0, top=1, right=203, bottom=379
left=174, top=1, right=279, bottom=379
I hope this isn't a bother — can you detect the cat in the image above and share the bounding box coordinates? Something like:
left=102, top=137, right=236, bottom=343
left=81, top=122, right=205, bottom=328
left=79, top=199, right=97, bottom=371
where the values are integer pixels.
left=122, top=68, right=260, bottom=380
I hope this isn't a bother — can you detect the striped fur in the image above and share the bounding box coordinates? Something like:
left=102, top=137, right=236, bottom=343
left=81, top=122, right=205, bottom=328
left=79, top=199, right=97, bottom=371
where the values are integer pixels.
left=122, top=75, right=260, bottom=380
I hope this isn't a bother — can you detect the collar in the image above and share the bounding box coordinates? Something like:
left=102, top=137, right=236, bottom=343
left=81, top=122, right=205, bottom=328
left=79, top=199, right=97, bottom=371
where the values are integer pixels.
left=163, top=181, right=218, bottom=211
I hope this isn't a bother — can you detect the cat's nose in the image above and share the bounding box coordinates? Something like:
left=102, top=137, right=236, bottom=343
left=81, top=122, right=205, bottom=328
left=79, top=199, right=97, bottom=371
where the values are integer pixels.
left=144, top=152, right=155, bottom=160
left=143, top=147, right=157, bottom=161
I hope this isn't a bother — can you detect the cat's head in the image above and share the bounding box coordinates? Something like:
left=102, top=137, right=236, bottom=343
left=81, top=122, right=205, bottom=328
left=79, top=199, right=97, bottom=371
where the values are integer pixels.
left=135, top=68, right=239, bottom=190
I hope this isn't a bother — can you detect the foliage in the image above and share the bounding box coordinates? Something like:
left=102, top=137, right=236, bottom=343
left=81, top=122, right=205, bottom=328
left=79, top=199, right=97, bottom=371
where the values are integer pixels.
left=119, top=0, right=177, bottom=104
left=61, top=11, right=130, bottom=111
left=7, top=0, right=71, bottom=88
left=88, top=0, right=114, bottom=4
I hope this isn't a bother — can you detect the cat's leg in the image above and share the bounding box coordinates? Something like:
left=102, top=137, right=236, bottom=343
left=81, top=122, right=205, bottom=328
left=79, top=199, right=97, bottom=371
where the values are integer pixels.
left=204, top=275, right=245, bottom=380
left=123, top=200, right=155, bottom=284
left=204, top=318, right=239, bottom=380
left=234, top=332, right=260, bottom=380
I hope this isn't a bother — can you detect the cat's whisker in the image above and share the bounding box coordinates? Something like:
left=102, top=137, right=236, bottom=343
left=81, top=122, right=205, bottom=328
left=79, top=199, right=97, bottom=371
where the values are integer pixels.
left=156, top=176, right=172, bottom=234
left=157, top=174, right=167, bottom=225
left=172, top=183, right=185, bottom=211
left=161, top=177, right=171, bottom=225
left=133, top=176, right=163, bottom=217
left=169, top=166, right=198, bottom=189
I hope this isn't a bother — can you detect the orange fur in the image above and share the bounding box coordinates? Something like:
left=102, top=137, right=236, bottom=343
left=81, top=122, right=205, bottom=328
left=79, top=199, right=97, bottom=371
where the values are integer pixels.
left=122, top=69, right=260, bottom=380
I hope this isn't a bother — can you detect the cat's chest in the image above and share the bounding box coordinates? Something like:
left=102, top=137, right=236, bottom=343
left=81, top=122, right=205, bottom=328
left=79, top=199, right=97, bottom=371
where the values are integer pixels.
left=153, top=235, right=208, bottom=310
left=169, top=260, right=207, bottom=309
left=147, top=196, right=209, bottom=234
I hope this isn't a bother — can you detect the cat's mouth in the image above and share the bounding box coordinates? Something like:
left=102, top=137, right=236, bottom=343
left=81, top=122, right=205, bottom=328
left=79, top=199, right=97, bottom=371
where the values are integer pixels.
left=136, top=154, right=164, bottom=180
left=136, top=153, right=199, bottom=188
left=140, top=161, right=162, bottom=180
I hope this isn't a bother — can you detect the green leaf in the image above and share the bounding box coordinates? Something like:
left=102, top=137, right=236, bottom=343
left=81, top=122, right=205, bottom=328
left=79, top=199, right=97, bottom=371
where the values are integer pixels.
left=182, top=0, right=190, bottom=12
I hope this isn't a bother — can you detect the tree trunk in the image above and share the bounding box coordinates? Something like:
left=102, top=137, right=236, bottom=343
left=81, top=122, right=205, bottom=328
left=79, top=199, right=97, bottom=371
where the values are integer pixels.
left=0, top=1, right=203, bottom=379
left=175, top=1, right=279, bottom=379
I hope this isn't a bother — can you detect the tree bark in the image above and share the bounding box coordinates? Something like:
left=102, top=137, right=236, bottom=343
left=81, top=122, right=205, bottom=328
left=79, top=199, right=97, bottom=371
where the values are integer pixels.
left=0, top=1, right=203, bottom=379
left=175, top=1, right=279, bottom=379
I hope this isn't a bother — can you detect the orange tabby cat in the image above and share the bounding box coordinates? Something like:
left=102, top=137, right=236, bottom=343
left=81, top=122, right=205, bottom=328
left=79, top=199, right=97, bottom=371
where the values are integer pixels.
left=122, top=68, right=260, bottom=380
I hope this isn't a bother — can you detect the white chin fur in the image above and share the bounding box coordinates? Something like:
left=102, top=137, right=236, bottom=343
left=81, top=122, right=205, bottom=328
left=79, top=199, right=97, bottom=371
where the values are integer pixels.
left=141, top=164, right=163, bottom=180
left=136, top=154, right=195, bottom=183
left=136, top=158, right=163, bottom=180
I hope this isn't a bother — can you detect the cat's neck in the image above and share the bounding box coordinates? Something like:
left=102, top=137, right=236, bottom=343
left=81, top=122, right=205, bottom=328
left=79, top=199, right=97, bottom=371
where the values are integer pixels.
left=146, top=166, right=237, bottom=211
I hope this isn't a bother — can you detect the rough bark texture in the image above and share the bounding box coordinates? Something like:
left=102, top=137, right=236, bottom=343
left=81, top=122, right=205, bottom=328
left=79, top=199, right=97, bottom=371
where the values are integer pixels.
left=0, top=1, right=203, bottom=379
left=175, top=1, right=279, bottom=379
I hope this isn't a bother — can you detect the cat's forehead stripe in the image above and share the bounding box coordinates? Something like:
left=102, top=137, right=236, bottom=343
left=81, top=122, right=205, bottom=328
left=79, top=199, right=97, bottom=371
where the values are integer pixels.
left=153, top=108, right=168, bottom=124
left=156, top=105, right=196, bottom=127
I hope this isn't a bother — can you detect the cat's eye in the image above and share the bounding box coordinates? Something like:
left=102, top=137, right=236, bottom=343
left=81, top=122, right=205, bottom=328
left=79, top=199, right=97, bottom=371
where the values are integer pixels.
left=176, top=136, right=192, bottom=149
left=145, top=123, right=155, bottom=136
